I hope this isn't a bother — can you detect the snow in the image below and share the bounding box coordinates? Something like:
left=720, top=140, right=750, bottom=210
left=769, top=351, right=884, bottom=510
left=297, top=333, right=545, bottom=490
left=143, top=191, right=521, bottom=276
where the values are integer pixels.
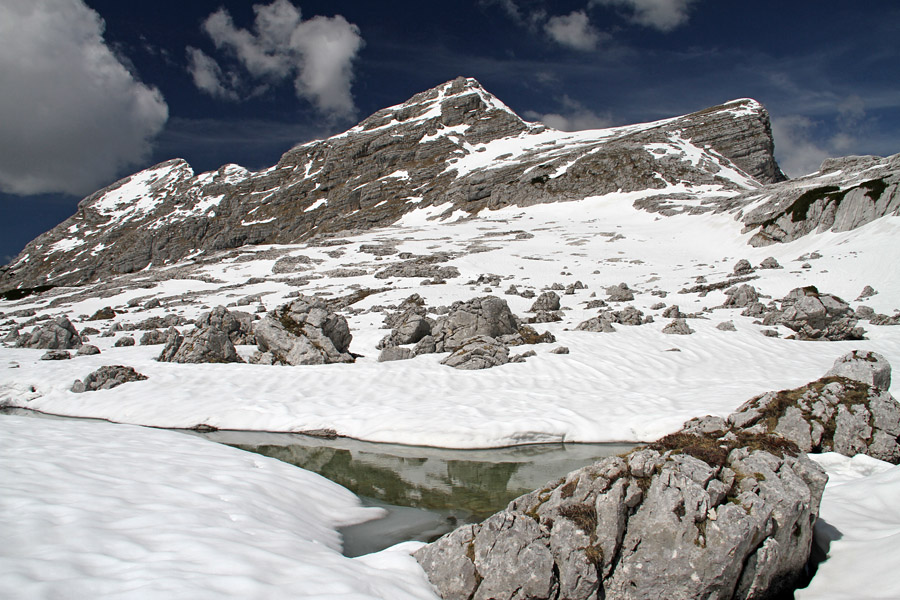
left=305, top=198, right=328, bottom=212
left=0, top=414, right=438, bottom=600
left=797, top=453, right=900, bottom=600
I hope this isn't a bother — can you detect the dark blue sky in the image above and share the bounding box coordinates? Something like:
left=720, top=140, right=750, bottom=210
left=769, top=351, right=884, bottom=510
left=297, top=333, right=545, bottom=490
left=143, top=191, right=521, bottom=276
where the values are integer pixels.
left=2, top=0, right=899, bottom=264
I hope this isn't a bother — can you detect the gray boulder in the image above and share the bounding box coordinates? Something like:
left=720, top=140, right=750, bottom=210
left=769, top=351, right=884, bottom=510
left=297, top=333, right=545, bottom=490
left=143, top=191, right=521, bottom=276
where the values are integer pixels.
left=723, top=284, right=759, bottom=308
left=139, top=329, right=169, bottom=345
left=778, top=286, right=865, bottom=340
left=251, top=296, right=353, bottom=365
left=575, top=316, right=616, bottom=333
left=196, top=306, right=256, bottom=345
left=728, top=355, right=900, bottom=463
left=732, top=258, right=754, bottom=275
left=440, top=335, right=510, bottom=370
left=378, top=346, right=414, bottom=362
left=716, top=320, right=737, bottom=331
left=759, top=256, right=782, bottom=269
left=416, top=429, right=826, bottom=600
left=825, top=350, right=891, bottom=389
left=15, top=316, right=82, bottom=349
left=41, top=350, right=71, bottom=360
left=75, top=344, right=101, bottom=356
left=158, top=326, right=243, bottom=364
left=114, top=336, right=136, bottom=347
left=530, top=291, right=561, bottom=312
left=662, top=318, right=694, bottom=335
left=431, top=296, right=519, bottom=352
left=71, top=365, right=148, bottom=393
left=856, top=285, right=877, bottom=300
left=606, top=283, right=634, bottom=302
left=378, top=297, right=434, bottom=349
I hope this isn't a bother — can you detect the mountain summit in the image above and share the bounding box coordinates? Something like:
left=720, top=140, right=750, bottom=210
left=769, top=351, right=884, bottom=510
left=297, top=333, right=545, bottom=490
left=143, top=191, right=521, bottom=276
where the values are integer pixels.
left=4, top=77, right=895, bottom=292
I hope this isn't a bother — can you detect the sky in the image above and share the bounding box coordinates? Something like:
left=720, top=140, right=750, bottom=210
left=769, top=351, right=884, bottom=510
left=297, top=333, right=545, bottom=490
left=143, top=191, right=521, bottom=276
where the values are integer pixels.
left=1, top=0, right=899, bottom=265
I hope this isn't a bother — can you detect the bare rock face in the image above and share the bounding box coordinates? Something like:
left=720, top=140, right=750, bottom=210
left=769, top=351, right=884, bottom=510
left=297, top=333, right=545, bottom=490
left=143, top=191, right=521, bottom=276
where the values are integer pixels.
left=728, top=352, right=900, bottom=463
left=778, top=286, right=865, bottom=341
left=71, top=365, right=148, bottom=393
left=15, top=316, right=82, bottom=349
left=431, top=296, right=519, bottom=352
left=196, top=306, right=256, bottom=345
left=440, top=335, right=510, bottom=370
left=251, top=296, right=353, bottom=365
left=739, top=153, right=900, bottom=246
left=158, top=326, right=243, bottom=364
left=723, top=284, right=759, bottom=308
left=416, top=429, right=826, bottom=600
left=378, top=294, right=433, bottom=349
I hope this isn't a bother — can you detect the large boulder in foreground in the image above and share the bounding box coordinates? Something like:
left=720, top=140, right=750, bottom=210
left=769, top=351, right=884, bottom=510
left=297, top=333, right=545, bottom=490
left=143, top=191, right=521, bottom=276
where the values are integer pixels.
left=778, top=286, right=865, bottom=341
left=15, top=316, right=82, bottom=349
left=251, top=296, right=353, bottom=365
left=431, top=296, right=519, bottom=352
left=416, top=430, right=826, bottom=600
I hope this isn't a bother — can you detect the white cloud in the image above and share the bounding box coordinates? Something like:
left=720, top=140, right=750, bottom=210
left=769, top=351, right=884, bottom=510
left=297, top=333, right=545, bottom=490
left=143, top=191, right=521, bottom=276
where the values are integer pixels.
left=0, top=0, right=168, bottom=196
left=592, top=0, right=697, bottom=32
left=525, top=96, right=613, bottom=131
left=195, top=0, right=363, bottom=119
left=771, top=116, right=830, bottom=177
left=545, top=11, right=602, bottom=51
left=186, top=47, right=238, bottom=100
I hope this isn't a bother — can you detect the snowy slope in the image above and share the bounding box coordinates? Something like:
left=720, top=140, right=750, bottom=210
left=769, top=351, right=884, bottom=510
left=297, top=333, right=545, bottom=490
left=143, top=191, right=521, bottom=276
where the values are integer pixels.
left=0, top=415, right=438, bottom=600
left=2, top=191, right=898, bottom=447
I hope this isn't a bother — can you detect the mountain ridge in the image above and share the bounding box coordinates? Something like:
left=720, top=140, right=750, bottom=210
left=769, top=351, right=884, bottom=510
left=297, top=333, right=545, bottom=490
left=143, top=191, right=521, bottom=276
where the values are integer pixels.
left=3, top=76, right=896, bottom=293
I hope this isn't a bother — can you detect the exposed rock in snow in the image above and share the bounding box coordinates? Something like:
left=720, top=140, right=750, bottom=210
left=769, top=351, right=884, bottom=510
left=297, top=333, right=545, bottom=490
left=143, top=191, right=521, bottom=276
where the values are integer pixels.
left=441, top=335, right=510, bottom=370
left=72, top=365, right=148, bottom=393
left=15, top=315, right=82, bottom=349
left=778, top=286, right=865, bottom=341
left=158, top=325, right=243, bottom=364
left=431, top=296, right=519, bottom=352
left=251, top=296, right=353, bottom=365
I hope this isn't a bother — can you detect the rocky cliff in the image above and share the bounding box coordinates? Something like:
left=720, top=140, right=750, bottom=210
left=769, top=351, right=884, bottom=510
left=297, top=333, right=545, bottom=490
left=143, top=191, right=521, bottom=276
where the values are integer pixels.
left=2, top=77, right=783, bottom=291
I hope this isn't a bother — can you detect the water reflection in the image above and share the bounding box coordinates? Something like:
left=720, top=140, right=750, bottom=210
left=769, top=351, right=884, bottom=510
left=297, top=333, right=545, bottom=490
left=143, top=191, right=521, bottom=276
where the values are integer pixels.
left=195, top=430, right=634, bottom=556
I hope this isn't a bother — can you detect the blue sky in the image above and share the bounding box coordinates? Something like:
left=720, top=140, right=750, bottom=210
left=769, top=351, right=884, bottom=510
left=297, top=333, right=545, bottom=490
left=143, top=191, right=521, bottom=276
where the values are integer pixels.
left=2, top=0, right=899, bottom=264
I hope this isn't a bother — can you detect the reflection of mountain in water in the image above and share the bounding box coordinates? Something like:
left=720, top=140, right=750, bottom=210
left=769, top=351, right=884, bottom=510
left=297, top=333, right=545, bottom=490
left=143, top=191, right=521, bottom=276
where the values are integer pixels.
left=238, top=444, right=528, bottom=519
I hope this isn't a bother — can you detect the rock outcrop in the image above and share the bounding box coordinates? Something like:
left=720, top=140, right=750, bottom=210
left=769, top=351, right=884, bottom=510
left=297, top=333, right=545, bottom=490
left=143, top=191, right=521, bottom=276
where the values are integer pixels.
left=71, top=365, right=148, bottom=393
left=195, top=306, right=256, bottom=345
left=15, top=316, right=82, bottom=349
left=777, top=286, right=865, bottom=341
left=251, top=296, right=353, bottom=365
left=430, top=296, right=519, bottom=352
left=158, top=326, right=243, bottom=364
left=440, top=335, right=510, bottom=370
left=737, top=153, right=900, bottom=246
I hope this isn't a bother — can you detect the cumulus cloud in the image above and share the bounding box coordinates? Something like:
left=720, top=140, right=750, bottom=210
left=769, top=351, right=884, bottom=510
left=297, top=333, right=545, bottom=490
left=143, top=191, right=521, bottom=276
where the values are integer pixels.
left=193, top=0, right=363, bottom=119
left=592, top=0, right=697, bottom=32
left=545, top=10, right=602, bottom=51
left=0, top=0, right=168, bottom=196
left=525, top=96, right=613, bottom=131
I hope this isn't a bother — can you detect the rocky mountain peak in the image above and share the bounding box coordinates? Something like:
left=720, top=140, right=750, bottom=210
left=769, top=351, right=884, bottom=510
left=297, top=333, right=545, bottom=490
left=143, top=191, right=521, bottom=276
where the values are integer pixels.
left=2, top=78, right=798, bottom=292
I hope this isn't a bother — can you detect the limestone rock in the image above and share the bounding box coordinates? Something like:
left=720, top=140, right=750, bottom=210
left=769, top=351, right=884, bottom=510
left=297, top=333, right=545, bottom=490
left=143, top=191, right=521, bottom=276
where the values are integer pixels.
left=196, top=306, right=256, bottom=345
left=732, top=258, right=754, bottom=275
left=158, top=326, right=243, bottom=364
left=252, top=296, right=353, bottom=365
left=662, top=318, right=694, bottom=335
left=417, top=428, right=826, bottom=600
left=778, top=286, right=865, bottom=341
left=856, top=285, right=877, bottom=300
left=40, top=350, right=71, bottom=360
left=824, top=350, right=891, bottom=390
left=71, top=365, right=148, bottom=393
left=431, top=296, right=519, bottom=352
left=75, top=344, right=101, bottom=356
left=15, top=316, right=82, bottom=350
left=530, top=291, right=561, bottom=312
left=606, top=283, right=634, bottom=302
left=723, top=284, right=759, bottom=308
left=378, top=296, right=433, bottom=349
left=440, top=335, right=509, bottom=370
left=139, top=329, right=169, bottom=345
left=728, top=357, right=900, bottom=463
left=114, top=336, right=136, bottom=347
left=378, top=346, right=414, bottom=362
left=717, top=320, right=737, bottom=331
left=575, top=316, right=616, bottom=333
left=759, top=256, right=782, bottom=269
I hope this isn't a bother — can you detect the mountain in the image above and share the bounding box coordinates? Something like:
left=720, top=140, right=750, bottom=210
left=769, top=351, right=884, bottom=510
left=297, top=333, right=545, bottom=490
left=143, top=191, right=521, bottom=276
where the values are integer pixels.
left=2, top=77, right=783, bottom=291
